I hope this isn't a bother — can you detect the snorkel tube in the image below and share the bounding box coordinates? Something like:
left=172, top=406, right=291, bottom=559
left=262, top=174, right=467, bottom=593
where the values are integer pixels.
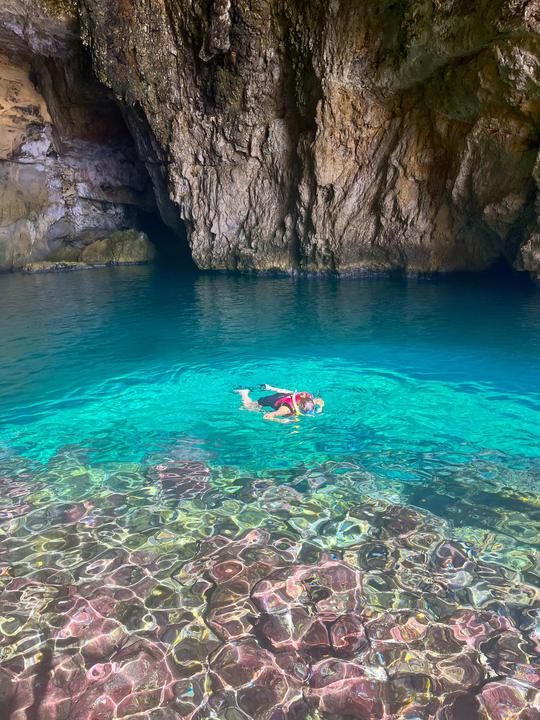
left=291, top=392, right=302, bottom=415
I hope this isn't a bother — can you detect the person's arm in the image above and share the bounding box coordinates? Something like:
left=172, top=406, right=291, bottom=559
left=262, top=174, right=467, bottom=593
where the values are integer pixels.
left=263, top=406, right=296, bottom=423
left=314, top=398, right=324, bottom=412
left=262, top=383, right=294, bottom=394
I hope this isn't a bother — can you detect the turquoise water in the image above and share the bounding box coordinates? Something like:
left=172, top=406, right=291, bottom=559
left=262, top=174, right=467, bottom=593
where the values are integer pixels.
left=1, top=266, right=540, bottom=719
left=2, top=266, right=540, bottom=474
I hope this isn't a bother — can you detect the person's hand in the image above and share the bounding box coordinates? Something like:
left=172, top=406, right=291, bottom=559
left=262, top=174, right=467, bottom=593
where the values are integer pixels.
left=260, top=383, right=270, bottom=391
left=312, top=399, right=323, bottom=415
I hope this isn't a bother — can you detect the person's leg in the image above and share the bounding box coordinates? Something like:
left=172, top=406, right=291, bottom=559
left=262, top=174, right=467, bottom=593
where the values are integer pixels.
left=234, top=388, right=260, bottom=412
left=263, top=383, right=293, bottom=394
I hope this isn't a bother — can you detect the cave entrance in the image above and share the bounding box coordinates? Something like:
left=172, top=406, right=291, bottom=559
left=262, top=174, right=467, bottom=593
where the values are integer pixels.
left=138, top=209, right=197, bottom=271
left=484, top=254, right=533, bottom=285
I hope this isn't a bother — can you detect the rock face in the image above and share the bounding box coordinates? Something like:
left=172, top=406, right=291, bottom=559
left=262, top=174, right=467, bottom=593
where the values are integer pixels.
left=76, top=0, right=540, bottom=276
left=53, top=228, right=155, bottom=263
left=1, top=0, right=539, bottom=276
left=0, top=0, right=155, bottom=270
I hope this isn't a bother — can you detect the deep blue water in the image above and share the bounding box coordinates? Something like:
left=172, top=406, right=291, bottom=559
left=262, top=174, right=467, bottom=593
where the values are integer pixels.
left=1, top=267, right=539, bottom=479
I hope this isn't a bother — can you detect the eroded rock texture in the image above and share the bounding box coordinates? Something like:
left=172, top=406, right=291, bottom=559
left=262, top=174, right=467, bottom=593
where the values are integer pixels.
left=76, top=0, right=540, bottom=275
left=0, top=0, right=154, bottom=269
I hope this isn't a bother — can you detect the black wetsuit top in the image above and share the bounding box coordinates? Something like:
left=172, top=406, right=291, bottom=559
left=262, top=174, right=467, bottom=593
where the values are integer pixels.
left=257, top=393, right=288, bottom=409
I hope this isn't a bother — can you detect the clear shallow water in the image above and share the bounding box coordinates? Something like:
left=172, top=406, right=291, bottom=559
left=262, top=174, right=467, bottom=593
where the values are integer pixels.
left=1, top=266, right=540, bottom=473
left=1, top=266, right=539, bottom=719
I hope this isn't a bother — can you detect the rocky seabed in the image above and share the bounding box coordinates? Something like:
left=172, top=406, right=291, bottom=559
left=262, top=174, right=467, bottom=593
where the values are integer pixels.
left=0, top=450, right=538, bottom=719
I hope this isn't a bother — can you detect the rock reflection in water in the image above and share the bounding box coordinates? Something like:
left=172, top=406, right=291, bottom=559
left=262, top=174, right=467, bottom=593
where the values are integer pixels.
left=0, top=450, right=538, bottom=719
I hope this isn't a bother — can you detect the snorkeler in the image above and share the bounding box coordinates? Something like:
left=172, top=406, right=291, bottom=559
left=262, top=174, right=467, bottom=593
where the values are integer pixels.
left=235, top=384, right=324, bottom=423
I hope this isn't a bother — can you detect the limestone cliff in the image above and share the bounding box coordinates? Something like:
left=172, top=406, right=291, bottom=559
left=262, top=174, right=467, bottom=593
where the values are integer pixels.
left=77, top=0, right=540, bottom=277
left=0, top=0, right=155, bottom=269
left=1, top=0, right=539, bottom=276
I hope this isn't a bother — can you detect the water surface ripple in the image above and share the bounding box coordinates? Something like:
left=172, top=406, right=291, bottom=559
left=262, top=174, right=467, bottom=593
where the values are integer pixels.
left=0, top=267, right=539, bottom=718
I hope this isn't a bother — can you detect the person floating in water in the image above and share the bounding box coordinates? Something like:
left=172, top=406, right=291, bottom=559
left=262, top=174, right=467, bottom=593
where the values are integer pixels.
left=235, top=384, right=324, bottom=423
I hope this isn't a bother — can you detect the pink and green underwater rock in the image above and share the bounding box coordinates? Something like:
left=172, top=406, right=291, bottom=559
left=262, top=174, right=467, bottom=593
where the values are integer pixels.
left=0, top=454, right=538, bottom=718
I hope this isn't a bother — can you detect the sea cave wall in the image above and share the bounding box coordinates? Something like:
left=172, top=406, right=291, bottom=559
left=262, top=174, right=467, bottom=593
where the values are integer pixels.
left=77, top=0, right=540, bottom=276
left=1, top=0, right=539, bottom=275
left=0, top=0, right=156, bottom=270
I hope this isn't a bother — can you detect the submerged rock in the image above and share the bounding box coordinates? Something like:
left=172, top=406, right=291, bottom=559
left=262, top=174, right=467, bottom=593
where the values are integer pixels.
left=20, top=261, right=93, bottom=273
left=0, top=453, right=539, bottom=719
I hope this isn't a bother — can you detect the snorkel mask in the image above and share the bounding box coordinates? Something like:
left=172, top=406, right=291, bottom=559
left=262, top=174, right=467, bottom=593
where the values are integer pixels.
left=297, top=395, right=320, bottom=415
